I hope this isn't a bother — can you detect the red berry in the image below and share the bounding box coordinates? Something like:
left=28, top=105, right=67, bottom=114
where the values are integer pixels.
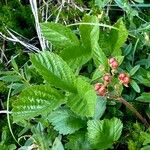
left=109, top=58, right=116, bottom=64
left=94, top=83, right=102, bottom=91
left=122, top=76, right=130, bottom=84
left=118, top=73, right=130, bottom=86
left=98, top=85, right=106, bottom=96
left=103, top=74, right=111, bottom=82
left=118, top=73, right=126, bottom=80
left=111, top=61, right=119, bottom=69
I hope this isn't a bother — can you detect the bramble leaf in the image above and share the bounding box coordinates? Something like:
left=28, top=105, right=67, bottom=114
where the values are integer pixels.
left=110, top=18, right=128, bottom=56
left=48, top=108, right=86, bottom=135
left=12, top=85, right=65, bottom=122
left=67, top=78, right=97, bottom=117
left=87, top=118, right=123, bottom=150
left=60, top=45, right=91, bottom=72
left=79, top=15, right=98, bottom=50
left=93, top=96, right=106, bottom=120
left=30, top=52, right=77, bottom=92
left=66, top=131, right=90, bottom=150
left=40, top=22, right=79, bottom=48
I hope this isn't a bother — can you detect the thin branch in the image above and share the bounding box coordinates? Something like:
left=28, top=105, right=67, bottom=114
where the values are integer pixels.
left=109, top=96, right=149, bottom=126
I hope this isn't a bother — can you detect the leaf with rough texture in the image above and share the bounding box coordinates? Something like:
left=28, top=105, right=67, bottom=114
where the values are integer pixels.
left=89, top=16, right=109, bottom=71
left=52, top=137, right=64, bottom=150
left=136, top=92, right=150, bottom=103
left=40, top=22, right=79, bottom=48
left=48, top=108, right=86, bottom=135
left=110, top=18, right=128, bottom=56
left=60, top=45, right=91, bottom=72
left=87, top=118, right=123, bottom=150
left=67, top=78, right=97, bottom=117
left=79, top=15, right=98, bottom=50
left=66, top=131, right=90, bottom=150
left=92, top=42, right=109, bottom=71
left=93, top=96, right=106, bottom=120
left=30, top=52, right=77, bottom=92
left=12, top=85, right=65, bottom=122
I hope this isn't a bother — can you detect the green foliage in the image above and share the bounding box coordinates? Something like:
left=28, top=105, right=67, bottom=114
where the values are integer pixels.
left=79, top=15, right=98, bottom=50
left=129, top=65, right=140, bottom=76
left=110, top=18, right=128, bottom=56
left=30, top=52, right=77, bottom=92
left=93, top=96, right=106, bottom=120
left=12, top=85, right=65, bottom=122
left=60, top=45, right=91, bottom=72
left=67, top=78, right=97, bottom=117
left=1, top=0, right=150, bottom=149
left=99, top=18, right=128, bottom=56
left=48, top=108, right=86, bottom=135
left=87, top=118, right=123, bottom=149
left=66, top=131, right=90, bottom=150
left=136, top=93, right=150, bottom=103
left=130, top=80, right=141, bottom=93
left=40, top=22, right=79, bottom=49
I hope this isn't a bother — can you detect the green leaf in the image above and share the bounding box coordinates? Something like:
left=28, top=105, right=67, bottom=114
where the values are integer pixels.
left=141, top=145, right=150, bottom=150
left=136, top=93, right=150, bottom=103
left=67, top=78, right=97, bottom=117
left=60, top=45, right=91, bottom=72
left=93, top=96, right=106, bottom=120
left=30, top=52, right=77, bottom=93
left=95, top=0, right=110, bottom=8
left=66, top=131, right=90, bottom=150
left=115, top=56, right=124, bottom=65
left=110, top=18, right=128, bottom=56
left=11, top=56, right=19, bottom=71
left=0, top=75, right=21, bottom=82
left=133, top=0, right=144, bottom=3
left=48, top=108, right=86, bottom=135
left=92, top=38, right=109, bottom=71
left=92, top=66, right=105, bottom=81
left=87, top=118, right=123, bottom=150
left=81, top=15, right=109, bottom=70
left=40, top=22, right=79, bottom=48
left=141, top=132, right=150, bottom=145
left=52, top=137, right=64, bottom=150
left=129, top=65, right=140, bottom=76
left=130, top=80, right=141, bottom=93
left=12, top=85, right=65, bottom=122
left=79, top=15, right=98, bottom=50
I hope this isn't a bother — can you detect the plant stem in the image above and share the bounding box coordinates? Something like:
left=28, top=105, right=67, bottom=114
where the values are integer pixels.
left=109, top=96, right=149, bottom=126
left=0, top=110, right=12, bottom=114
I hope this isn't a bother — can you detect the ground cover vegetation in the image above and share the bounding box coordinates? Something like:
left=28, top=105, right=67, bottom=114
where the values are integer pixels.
left=0, top=0, right=150, bottom=149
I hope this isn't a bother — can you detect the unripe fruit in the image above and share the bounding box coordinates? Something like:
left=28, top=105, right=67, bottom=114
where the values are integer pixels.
left=111, top=61, right=119, bottom=69
left=109, top=57, right=119, bottom=69
left=94, top=83, right=102, bottom=91
left=103, top=74, right=111, bottom=82
left=109, top=58, right=116, bottom=64
left=118, top=73, right=126, bottom=80
left=118, top=73, right=130, bottom=86
left=123, top=76, right=130, bottom=85
left=98, top=85, right=106, bottom=96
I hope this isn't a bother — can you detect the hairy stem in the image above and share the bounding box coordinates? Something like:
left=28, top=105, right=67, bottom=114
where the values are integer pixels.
left=109, top=96, right=149, bottom=126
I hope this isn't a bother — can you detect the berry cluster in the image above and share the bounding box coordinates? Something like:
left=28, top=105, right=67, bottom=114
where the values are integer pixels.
left=94, top=57, right=130, bottom=96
